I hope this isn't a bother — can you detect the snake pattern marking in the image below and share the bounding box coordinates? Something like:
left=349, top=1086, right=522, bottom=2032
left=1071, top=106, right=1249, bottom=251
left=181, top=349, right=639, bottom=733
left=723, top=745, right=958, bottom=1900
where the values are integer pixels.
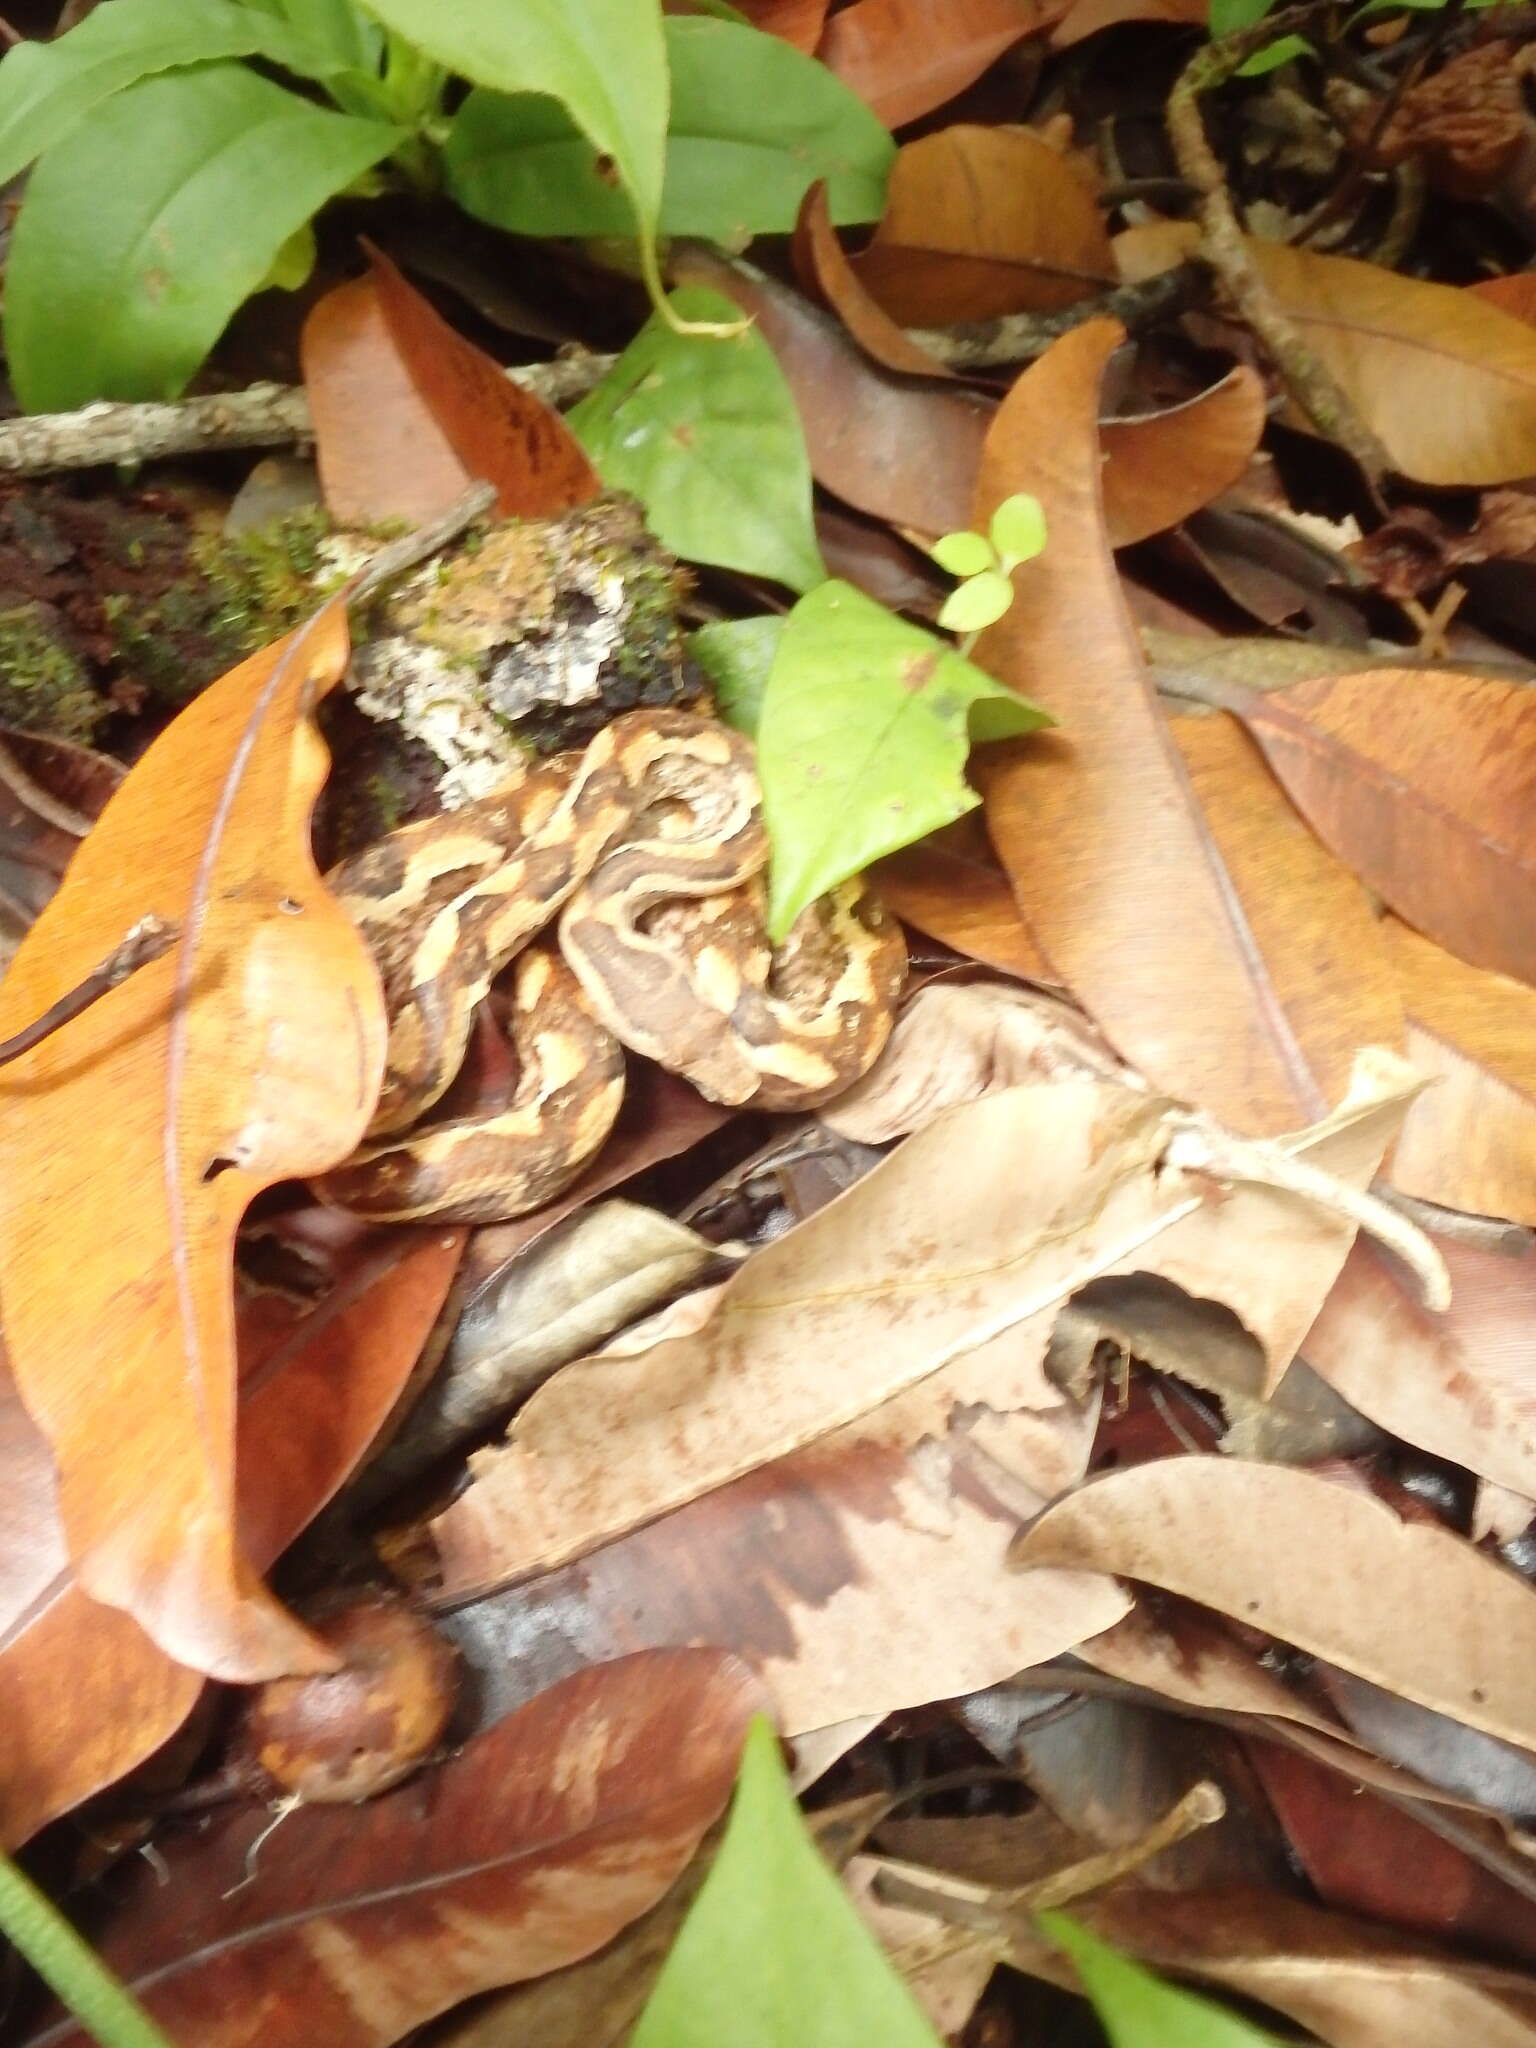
left=313, top=709, right=907, bottom=1223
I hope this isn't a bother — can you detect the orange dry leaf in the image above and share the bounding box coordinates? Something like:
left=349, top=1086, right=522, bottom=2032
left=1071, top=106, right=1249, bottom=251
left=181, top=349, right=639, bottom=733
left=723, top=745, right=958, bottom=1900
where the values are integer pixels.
left=972, top=321, right=1351, bottom=1133
left=302, top=248, right=600, bottom=528
left=819, top=0, right=1051, bottom=129
left=0, top=600, right=386, bottom=1681
left=853, top=125, right=1112, bottom=324
left=794, top=180, right=952, bottom=376
left=1098, top=369, right=1267, bottom=546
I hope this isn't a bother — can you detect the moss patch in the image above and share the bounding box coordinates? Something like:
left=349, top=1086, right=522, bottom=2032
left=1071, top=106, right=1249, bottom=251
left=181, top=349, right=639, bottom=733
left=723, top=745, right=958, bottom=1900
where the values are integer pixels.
left=0, top=601, right=104, bottom=743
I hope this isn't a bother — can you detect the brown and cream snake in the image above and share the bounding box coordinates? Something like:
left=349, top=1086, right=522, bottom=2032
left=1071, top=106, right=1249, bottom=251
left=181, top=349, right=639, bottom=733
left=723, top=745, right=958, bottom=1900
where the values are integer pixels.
left=313, top=709, right=907, bottom=1223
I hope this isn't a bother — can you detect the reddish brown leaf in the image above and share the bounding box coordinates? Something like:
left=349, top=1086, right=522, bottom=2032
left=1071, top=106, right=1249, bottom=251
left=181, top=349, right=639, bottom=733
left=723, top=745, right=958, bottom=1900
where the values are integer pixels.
left=1097, top=370, right=1267, bottom=546
left=872, top=822, right=1056, bottom=981
left=973, top=322, right=1346, bottom=1132
left=1050, top=0, right=1207, bottom=45
left=302, top=251, right=599, bottom=527
left=1217, top=667, right=1536, bottom=990
left=1386, top=916, right=1536, bottom=1222
left=820, top=0, right=1053, bottom=129
left=24, top=1652, right=764, bottom=2048
left=0, top=1224, right=462, bottom=1846
left=852, top=125, right=1112, bottom=324
left=794, top=180, right=951, bottom=376
left=0, top=600, right=386, bottom=1681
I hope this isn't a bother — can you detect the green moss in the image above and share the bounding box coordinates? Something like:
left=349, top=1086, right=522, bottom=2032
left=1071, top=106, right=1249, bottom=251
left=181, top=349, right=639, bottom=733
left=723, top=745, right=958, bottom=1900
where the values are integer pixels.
left=105, top=508, right=342, bottom=707
left=0, top=602, right=104, bottom=742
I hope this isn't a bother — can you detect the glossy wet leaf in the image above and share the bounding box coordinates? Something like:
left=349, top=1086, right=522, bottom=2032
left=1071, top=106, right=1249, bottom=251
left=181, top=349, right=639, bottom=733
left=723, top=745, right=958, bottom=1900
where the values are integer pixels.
left=4, top=64, right=399, bottom=411
left=755, top=579, right=1046, bottom=938
left=571, top=286, right=824, bottom=592
left=630, top=1718, right=943, bottom=2048
left=0, top=0, right=351, bottom=188
left=445, top=17, right=891, bottom=241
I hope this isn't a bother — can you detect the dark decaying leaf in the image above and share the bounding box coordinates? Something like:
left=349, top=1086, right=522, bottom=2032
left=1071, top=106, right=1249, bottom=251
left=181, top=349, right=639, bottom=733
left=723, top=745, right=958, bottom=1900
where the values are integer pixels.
left=0, top=1222, right=463, bottom=1846
left=819, top=0, right=1053, bottom=129
left=24, top=1651, right=766, bottom=2048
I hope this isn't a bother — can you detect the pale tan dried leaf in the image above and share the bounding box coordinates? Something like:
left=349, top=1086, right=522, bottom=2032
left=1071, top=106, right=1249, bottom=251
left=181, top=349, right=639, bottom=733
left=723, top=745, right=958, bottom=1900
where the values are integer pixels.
left=1077, top=1604, right=1348, bottom=1736
left=1015, top=1458, right=1536, bottom=1747
left=1387, top=917, right=1536, bottom=1225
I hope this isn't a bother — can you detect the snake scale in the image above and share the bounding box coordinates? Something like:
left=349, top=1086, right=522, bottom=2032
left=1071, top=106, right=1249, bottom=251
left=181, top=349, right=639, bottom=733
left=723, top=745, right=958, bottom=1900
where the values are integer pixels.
left=313, top=709, right=907, bottom=1223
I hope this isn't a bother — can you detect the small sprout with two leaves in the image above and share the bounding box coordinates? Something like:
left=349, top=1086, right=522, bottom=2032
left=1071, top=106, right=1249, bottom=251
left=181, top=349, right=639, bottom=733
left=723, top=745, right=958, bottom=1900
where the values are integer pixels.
left=931, top=492, right=1048, bottom=638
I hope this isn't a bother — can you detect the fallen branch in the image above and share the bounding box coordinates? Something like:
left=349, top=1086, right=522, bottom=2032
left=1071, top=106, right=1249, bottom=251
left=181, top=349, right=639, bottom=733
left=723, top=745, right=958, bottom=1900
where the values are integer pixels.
left=1166, top=4, right=1394, bottom=490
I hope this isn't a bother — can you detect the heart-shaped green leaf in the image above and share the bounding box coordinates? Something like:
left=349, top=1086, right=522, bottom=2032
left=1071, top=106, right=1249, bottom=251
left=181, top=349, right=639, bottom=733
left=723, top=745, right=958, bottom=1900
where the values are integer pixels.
left=691, top=615, right=785, bottom=736
left=444, top=16, right=891, bottom=242
left=756, top=579, right=1047, bottom=938
left=4, top=63, right=400, bottom=411
left=571, top=285, right=825, bottom=593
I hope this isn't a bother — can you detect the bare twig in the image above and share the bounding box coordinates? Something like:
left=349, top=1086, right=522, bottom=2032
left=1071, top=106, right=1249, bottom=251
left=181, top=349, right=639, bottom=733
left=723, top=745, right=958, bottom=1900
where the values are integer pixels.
left=0, top=914, right=179, bottom=1067
left=1166, top=5, right=1394, bottom=489
left=345, top=482, right=497, bottom=603
left=905, top=265, right=1207, bottom=371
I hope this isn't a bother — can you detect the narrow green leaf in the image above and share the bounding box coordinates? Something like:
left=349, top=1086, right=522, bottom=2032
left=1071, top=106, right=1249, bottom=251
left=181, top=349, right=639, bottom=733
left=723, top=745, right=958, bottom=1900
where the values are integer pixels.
left=632, top=1717, right=944, bottom=2048
left=936, top=569, right=1014, bottom=633
left=756, top=579, right=1047, bottom=940
left=1040, top=1913, right=1289, bottom=2047
left=0, top=0, right=352, bottom=187
left=444, top=17, right=892, bottom=241
left=4, top=64, right=399, bottom=410
left=571, top=285, right=825, bottom=594
left=988, top=492, right=1048, bottom=565
left=691, top=616, right=784, bottom=737
left=361, top=0, right=668, bottom=295
left=930, top=529, right=995, bottom=577
left=1235, top=32, right=1312, bottom=71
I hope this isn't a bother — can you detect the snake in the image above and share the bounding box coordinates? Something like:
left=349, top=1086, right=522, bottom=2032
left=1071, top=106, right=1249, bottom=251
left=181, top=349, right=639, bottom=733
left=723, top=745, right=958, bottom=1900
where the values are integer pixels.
left=313, top=709, right=907, bottom=1224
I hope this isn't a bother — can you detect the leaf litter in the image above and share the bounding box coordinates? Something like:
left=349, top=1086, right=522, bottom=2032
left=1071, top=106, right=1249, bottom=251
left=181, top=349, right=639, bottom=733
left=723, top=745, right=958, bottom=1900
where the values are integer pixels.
left=12, top=5, right=1536, bottom=2044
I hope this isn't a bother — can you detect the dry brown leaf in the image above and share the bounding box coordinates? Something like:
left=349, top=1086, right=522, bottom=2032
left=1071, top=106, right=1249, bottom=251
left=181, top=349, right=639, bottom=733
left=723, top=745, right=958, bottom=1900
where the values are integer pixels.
left=302, top=251, right=599, bottom=527
left=870, top=819, right=1055, bottom=979
left=1118, top=222, right=1536, bottom=484
left=1050, top=0, right=1207, bottom=45
left=1216, top=667, right=1536, bottom=990
left=0, top=602, right=385, bottom=1680
left=853, top=125, right=1112, bottom=324
left=1385, top=917, right=1536, bottom=1223
left=1078, top=1603, right=1349, bottom=1737
left=1098, top=371, right=1268, bottom=546
left=973, top=321, right=1358, bottom=1133
left=1015, top=1458, right=1536, bottom=1747
left=794, top=180, right=950, bottom=376
left=819, top=0, right=1051, bottom=129
left=24, top=1652, right=764, bottom=2048
left=1302, top=1236, right=1536, bottom=1506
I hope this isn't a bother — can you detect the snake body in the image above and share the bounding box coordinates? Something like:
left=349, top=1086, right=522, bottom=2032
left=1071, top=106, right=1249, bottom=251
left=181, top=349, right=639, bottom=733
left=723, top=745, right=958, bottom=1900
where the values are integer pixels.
left=315, top=709, right=906, bottom=1223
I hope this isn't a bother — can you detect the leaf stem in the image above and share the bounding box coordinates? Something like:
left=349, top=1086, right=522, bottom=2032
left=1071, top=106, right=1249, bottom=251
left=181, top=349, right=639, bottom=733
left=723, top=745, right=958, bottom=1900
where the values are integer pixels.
left=0, top=1851, right=174, bottom=2048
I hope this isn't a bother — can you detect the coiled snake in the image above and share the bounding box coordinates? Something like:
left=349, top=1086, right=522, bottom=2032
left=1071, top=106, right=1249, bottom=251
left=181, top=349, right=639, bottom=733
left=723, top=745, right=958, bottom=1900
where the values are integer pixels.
left=314, top=709, right=907, bottom=1223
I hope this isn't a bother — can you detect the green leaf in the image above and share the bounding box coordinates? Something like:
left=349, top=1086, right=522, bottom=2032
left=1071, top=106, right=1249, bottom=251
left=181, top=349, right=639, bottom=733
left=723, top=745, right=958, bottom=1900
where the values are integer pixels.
left=444, top=17, right=892, bottom=241
left=571, top=285, right=825, bottom=594
left=988, top=492, right=1048, bottom=565
left=1236, top=32, right=1312, bottom=71
left=756, top=580, right=1047, bottom=940
left=936, top=569, right=1014, bottom=634
left=691, top=616, right=784, bottom=737
left=930, top=529, right=995, bottom=577
left=1208, top=0, right=1279, bottom=35
left=632, top=1718, right=944, bottom=2048
left=4, top=63, right=399, bottom=411
left=361, top=0, right=669, bottom=301
left=1040, top=1914, right=1290, bottom=2047
left=0, top=0, right=354, bottom=188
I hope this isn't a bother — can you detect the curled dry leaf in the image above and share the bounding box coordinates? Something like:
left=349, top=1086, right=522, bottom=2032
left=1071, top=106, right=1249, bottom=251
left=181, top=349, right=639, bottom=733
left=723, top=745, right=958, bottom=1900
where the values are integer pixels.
left=1314, top=1665, right=1536, bottom=1821
left=0, top=1224, right=463, bottom=1845
left=852, top=125, right=1112, bottom=325
left=1215, top=667, right=1536, bottom=991
left=1014, top=1458, right=1536, bottom=1748
left=973, top=321, right=1389, bottom=1134
left=1118, top=222, right=1536, bottom=486
left=870, top=823, right=1055, bottom=979
left=794, top=180, right=951, bottom=377
left=302, top=248, right=599, bottom=528
left=1302, top=1235, right=1536, bottom=1507
left=0, top=600, right=385, bottom=1680
left=1097, top=370, right=1267, bottom=547
left=1386, top=917, right=1536, bottom=1225
left=818, top=0, right=1051, bottom=129
left=24, top=1651, right=766, bottom=2048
